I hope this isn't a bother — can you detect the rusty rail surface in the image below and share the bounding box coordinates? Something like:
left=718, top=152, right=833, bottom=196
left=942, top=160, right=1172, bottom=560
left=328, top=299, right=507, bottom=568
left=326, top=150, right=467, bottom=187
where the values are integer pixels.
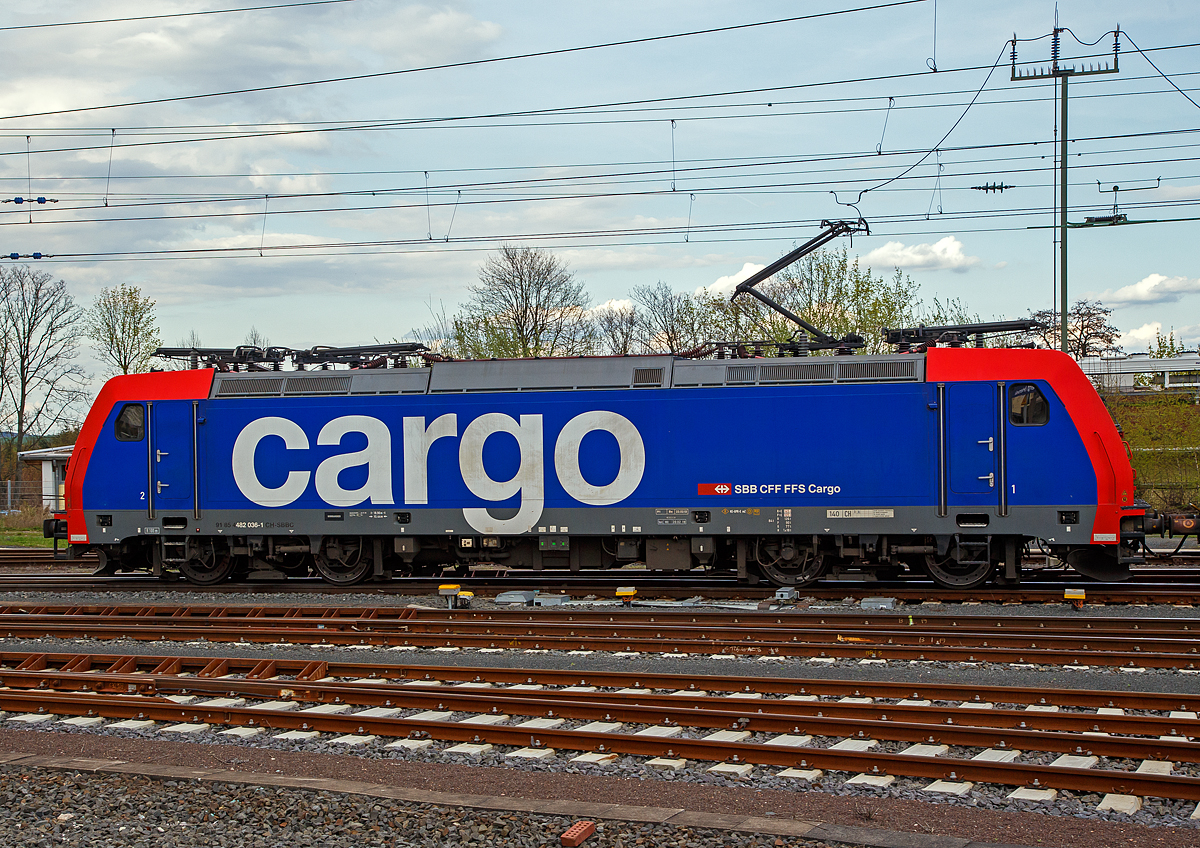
left=1, top=604, right=1198, bottom=668
left=1, top=650, right=1198, bottom=801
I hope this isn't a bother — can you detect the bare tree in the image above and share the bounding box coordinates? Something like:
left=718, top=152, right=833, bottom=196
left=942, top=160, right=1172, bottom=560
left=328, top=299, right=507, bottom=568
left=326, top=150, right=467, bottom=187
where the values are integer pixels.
left=85, top=283, right=160, bottom=375
left=1026, top=299, right=1121, bottom=358
left=0, top=266, right=87, bottom=471
left=160, top=329, right=206, bottom=370
left=428, top=245, right=597, bottom=358
left=592, top=299, right=640, bottom=355
left=407, top=301, right=458, bottom=356
left=244, top=326, right=270, bottom=349
left=631, top=281, right=707, bottom=353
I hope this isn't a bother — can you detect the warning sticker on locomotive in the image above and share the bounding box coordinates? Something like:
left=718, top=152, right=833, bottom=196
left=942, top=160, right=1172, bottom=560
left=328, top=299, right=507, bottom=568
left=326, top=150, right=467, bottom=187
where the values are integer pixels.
left=826, top=509, right=895, bottom=519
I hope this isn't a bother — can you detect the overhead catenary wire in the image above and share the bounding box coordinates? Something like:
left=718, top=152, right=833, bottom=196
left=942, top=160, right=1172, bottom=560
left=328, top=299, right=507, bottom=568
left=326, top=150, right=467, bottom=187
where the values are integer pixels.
left=1124, top=31, right=1200, bottom=113
left=4, top=62, right=1200, bottom=163
left=0, top=20, right=1191, bottom=281
left=0, top=64, right=1195, bottom=142
left=5, top=127, right=1195, bottom=226
left=0, top=0, right=361, bottom=32
left=0, top=0, right=929, bottom=123
left=20, top=200, right=1200, bottom=264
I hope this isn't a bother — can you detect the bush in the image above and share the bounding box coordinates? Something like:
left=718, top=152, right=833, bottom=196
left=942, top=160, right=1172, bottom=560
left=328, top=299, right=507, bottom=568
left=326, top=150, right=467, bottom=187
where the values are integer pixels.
left=0, top=505, right=50, bottom=531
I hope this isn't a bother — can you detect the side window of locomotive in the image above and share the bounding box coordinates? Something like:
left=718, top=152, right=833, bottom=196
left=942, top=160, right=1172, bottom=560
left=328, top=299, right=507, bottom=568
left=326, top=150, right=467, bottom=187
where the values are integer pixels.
left=1009, top=383, right=1049, bottom=426
left=114, top=403, right=145, bottom=441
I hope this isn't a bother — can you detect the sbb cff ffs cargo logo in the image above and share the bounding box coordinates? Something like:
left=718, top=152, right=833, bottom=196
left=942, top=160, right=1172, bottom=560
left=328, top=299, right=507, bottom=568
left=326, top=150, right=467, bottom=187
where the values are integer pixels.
left=698, top=483, right=732, bottom=495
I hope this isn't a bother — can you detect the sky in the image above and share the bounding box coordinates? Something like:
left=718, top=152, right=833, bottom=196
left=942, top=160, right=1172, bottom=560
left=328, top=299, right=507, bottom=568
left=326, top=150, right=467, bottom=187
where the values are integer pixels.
left=1, top=0, right=1198, bottom=381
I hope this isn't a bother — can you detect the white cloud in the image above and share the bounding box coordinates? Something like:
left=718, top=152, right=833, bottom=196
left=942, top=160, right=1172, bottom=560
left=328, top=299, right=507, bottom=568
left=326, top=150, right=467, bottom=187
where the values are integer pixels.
left=863, top=237, right=980, bottom=272
left=1117, top=321, right=1162, bottom=350
left=696, top=262, right=765, bottom=297
left=1097, top=274, right=1200, bottom=305
left=1155, top=184, right=1200, bottom=201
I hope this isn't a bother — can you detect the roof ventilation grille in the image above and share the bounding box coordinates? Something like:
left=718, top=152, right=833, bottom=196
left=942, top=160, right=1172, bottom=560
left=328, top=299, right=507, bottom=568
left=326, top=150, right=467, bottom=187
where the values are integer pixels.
left=632, top=367, right=665, bottom=387
left=838, top=360, right=916, bottom=381
left=725, top=365, right=758, bottom=384
left=283, top=375, right=354, bottom=395
left=215, top=378, right=285, bottom=396
left=760, top=362, right=836, bottom=383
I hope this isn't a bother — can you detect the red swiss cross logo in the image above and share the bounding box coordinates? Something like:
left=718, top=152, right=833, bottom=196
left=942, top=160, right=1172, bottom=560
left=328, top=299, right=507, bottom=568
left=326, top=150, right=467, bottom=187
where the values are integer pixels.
left=697, top=483, right=732, bottom=496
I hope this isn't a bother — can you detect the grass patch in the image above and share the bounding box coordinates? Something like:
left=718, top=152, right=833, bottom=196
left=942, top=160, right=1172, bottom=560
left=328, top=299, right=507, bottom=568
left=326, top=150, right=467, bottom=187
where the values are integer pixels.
left=0, top=507, right=53, bottom=548
left=0, top=528, right=52, bottom=548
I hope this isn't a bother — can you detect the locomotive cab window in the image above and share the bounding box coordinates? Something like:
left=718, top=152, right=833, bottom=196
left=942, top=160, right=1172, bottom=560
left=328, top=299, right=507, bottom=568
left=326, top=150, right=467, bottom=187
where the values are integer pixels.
left=1009, top=383, right=1049, bottom=426
left=114, top=403, right=145, bottom=441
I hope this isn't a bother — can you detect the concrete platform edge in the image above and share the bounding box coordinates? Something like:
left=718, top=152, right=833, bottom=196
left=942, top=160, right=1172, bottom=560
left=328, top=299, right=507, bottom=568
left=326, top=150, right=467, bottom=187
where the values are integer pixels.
left=2, top=751, right=1039, bottom=848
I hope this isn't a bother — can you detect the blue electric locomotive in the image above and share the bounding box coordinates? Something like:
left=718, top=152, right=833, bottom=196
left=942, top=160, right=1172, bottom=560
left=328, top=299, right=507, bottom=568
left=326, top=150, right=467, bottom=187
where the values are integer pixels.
left=54, top=342, right=1142, bottom=589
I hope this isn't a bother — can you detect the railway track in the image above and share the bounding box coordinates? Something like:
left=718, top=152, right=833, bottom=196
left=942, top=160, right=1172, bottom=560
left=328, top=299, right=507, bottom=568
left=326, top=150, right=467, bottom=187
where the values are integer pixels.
left=6, top=547, right=1200, bottom=602
left=1, top=650, right=1198, bottom=806
left=2, top=603, right=1200, bottom=668
left=4, top=572, right=1200, bottom=604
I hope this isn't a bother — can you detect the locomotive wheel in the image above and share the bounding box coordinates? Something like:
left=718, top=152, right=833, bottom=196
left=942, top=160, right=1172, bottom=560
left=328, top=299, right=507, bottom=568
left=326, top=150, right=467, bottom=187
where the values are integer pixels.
left=313, top=538, right=372, bottom=586
left=179, top=543, right=236, bottom=586
left=759, top=552, right=827, bottom=587
left=924, top=552, right=993, bottom=589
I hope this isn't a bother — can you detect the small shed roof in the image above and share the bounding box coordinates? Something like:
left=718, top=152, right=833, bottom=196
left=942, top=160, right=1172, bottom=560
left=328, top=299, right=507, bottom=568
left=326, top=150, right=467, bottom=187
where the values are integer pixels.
left=18, top=444, right=75, bottom=463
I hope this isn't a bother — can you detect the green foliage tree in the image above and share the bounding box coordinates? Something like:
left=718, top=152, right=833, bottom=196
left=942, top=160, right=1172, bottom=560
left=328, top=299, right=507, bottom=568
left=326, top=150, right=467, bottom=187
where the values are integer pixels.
left=693, top=247, right=937, bottom=355
left=85, top=282, right=160, bottom=375
left=1148, top=329, right=1188, bottom=359
left=412, top=243, right=979, bottom=360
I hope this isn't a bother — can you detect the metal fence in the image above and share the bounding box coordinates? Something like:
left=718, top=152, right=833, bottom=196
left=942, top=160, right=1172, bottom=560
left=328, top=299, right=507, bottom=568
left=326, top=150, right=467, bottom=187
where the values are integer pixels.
left=1, top=480, right=53, bottom=512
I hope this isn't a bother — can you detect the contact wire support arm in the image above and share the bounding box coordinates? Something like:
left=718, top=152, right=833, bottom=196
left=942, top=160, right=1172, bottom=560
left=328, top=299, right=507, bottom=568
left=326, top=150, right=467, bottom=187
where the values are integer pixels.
left=730, top=219, right=868, bottom=346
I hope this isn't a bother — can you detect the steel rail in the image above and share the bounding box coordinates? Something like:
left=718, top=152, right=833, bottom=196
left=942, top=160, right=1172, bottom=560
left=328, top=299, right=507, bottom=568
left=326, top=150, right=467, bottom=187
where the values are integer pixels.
left=6, top=571, right=1200, bottom=603
left=1, top=605, right=1198, bottom=666
left=3, top=651, right=1196, bottom=709
left=0, top=626, right=1189, bottom=667
left=5, top=603, right=1198, bottom=636
left=2, top=677, right=1199, bottom=800
left=3, top=662, right=1197, bottom=750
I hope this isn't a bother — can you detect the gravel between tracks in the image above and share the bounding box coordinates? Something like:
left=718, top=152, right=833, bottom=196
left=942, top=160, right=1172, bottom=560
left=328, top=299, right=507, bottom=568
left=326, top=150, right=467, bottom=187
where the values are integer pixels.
left=3, top=731, right=1199, bottom=848
left=0, top=765, right=837, bottom=847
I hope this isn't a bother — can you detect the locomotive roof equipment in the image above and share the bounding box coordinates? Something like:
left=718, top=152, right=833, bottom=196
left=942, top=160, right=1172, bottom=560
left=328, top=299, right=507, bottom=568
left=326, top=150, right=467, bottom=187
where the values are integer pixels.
left=154, top=342, right=433, bottom=372
left=882, top=320, right=1045, bottom=352
left=730, top=218, right=870, bottom=354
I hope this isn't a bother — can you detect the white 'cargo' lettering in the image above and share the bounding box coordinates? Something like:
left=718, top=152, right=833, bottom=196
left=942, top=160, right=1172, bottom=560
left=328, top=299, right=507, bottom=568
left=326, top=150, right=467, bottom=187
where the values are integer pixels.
left=232, top=417, right=311, bottom=507
left=554, top=410, right=644, bottom=505
left=459, top=413, right=544, bottom=534
left=402, top=413, right=457, bottom=505
left=231, top=409, right=644, bottom=515
left=314, top=415, right=394, bottom=507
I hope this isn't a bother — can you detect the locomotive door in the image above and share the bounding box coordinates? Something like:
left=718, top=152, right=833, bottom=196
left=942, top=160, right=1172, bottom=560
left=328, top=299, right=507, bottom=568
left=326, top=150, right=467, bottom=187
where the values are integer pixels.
left=947, top=383, right=996, bottom=497
left=151, top=401, right=195, bottom=508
